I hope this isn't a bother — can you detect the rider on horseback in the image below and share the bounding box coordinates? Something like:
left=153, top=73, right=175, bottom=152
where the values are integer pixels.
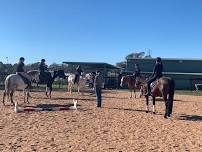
left=16, top=57, right=32, bottom=89
left=39, top=59, right=48, bottom=73
left=38, top=59, right=50, bottom=83
left=133, top=64, right=141, bottom=78
left=74, top=65, right=83, bottom=84
left=146, top=57, right=163, bottom=96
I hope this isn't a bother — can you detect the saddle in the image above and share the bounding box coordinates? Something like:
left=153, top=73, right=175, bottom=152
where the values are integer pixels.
left=150, top=81, right=157, bottom=89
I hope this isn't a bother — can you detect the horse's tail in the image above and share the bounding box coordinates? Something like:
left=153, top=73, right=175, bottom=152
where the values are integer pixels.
left=4, top=77, right=11, bottom=95
left=168, top=79, right=175, bottom=115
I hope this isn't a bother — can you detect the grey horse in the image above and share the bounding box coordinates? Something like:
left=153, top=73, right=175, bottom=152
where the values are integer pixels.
left=2, top=70, right=40, bottom=106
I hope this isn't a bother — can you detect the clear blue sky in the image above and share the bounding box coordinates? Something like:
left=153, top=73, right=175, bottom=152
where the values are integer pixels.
left=0, top=0, right=202, bottom=65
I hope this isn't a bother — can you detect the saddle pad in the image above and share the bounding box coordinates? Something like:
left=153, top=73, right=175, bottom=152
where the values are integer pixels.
left=150, top=81, right=157, bottom=89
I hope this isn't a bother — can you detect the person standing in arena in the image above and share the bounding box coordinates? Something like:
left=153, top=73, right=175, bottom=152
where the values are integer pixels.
left=94, top=70, right=103, bottom=108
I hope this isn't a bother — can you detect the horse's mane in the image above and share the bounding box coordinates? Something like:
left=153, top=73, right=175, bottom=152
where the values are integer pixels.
left=27, top=70, right=40, bottom=75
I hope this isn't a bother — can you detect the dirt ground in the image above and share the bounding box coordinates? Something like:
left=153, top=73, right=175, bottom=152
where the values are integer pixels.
left=0, top=89, right=201, bottom=152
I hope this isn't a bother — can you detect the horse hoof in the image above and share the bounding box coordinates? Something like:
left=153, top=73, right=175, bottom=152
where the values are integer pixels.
left=153, top=112, right=156, bottom=114
left=164, top=116, right=168, bottom=119
left=168, top=114, right=171, bottom=117
left=146, top=111, right=149, bottom=113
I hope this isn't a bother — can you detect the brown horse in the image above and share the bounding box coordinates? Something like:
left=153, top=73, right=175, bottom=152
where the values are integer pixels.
left=120, top=75, right=141, bottom=98
left=136, top=76, right=175, bottom=118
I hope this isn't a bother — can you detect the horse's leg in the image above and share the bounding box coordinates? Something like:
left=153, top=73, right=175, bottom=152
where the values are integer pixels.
left=26, top=91, right=29, bottom=104
left=134, top=88, right=136, bottom=98
left=130, top=89, right=132, bottom=98
left=168, top=97, right=174, bottom=117
left=146, top=95, right=149, bottom=113
left=49, top=85, right=52, bottom=98
left=68, top=82, right=72, bottom=95
left=2, top=91, right=6, bottom=105
left=163, top=93, right=168, bottom=118
left=152, top=96, right=156, bottom=114
left=168, top=88, right=175, bottom=117
left=6, top=92, right=9, bottom=103
left=46, top=86, right=49, bottom=97
left=28, top=92, right=31, bottom=98
left=59, top=80, right=61, bottom=89
left=10, top=90, right=14, bottom=106
left=70, top=84, right=72, bottom=95
left=67, top=83, right=69, bottom=93
left=23, top=90, right=26, bottom=103
left=139, top=86, right=143, bottom=98
left=78, top=84, right=80, bottom=94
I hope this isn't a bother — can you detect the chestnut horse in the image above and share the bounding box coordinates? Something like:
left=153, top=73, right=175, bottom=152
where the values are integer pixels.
left=136, top=76, right=175, bottom=118
left=120, top=75, right=141, bottom=98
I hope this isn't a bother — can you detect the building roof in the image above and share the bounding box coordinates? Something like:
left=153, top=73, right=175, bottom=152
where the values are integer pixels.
left=126, top=71, right=202, bottom=76
left=127, top=58, right=202, bottom=61
left=63, top=61, right=119, bottom=70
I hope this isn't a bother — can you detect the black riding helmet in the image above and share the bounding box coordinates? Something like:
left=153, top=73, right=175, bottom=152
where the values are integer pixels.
left=19, top=57, right=25, bottom=61
left=156, top=57, right=162, bottom=63
left=41, top=59, right=46, bottom=62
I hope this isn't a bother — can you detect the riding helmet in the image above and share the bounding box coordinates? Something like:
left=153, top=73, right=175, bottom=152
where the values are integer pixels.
left=156, top=57, right=162, bottom=62
left=41, top=59, right=46, bottom=62
left=19, top=57, right=25, bottom=61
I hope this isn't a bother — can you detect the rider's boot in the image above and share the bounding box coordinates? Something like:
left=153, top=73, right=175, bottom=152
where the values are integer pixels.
left=145, top=84, right=151, bottom=96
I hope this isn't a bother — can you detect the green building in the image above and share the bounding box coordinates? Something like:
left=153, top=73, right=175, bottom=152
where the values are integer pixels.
left=126, top=58, right=202, bottom=90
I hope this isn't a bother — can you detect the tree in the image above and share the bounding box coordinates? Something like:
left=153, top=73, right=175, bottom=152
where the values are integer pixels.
left=116, top=51, right=152, bottom=70
left=125, top=52, right=146, bottom=59
left=116, top=61, right=126, bottom=69
left=26, top=62, right=40, bottom=71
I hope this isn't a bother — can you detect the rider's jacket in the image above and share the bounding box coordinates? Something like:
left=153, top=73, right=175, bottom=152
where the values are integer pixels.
left=152, top=62, right=163, bottom=78
left=39, top=62, right=47, bottom=73
left=16, top=62, right=25, bottom=72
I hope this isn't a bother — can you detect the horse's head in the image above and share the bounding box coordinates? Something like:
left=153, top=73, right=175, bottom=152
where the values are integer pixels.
left=84, top=73, right=92, bottom=80
left=79, top=73, right=91, bottom=82
left=140, top=83, right=148, bottom=96
left=136, top=75, right=148, bottom=86
left=27, top=70, right=40, bottom=83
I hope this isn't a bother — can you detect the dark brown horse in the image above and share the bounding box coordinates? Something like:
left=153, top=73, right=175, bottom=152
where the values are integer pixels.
left=136, top=76, right=175, bottom=118
left=120, top=75, right=141, bottom=98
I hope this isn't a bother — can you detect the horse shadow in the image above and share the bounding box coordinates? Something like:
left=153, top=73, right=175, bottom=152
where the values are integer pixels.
left=103, top=96, right=128, bottom=100
left=177, top=114, right=202, bottom=122
left=106, top=107, right=147, bottom=113
left=105, top=107, right=164, bottom=116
